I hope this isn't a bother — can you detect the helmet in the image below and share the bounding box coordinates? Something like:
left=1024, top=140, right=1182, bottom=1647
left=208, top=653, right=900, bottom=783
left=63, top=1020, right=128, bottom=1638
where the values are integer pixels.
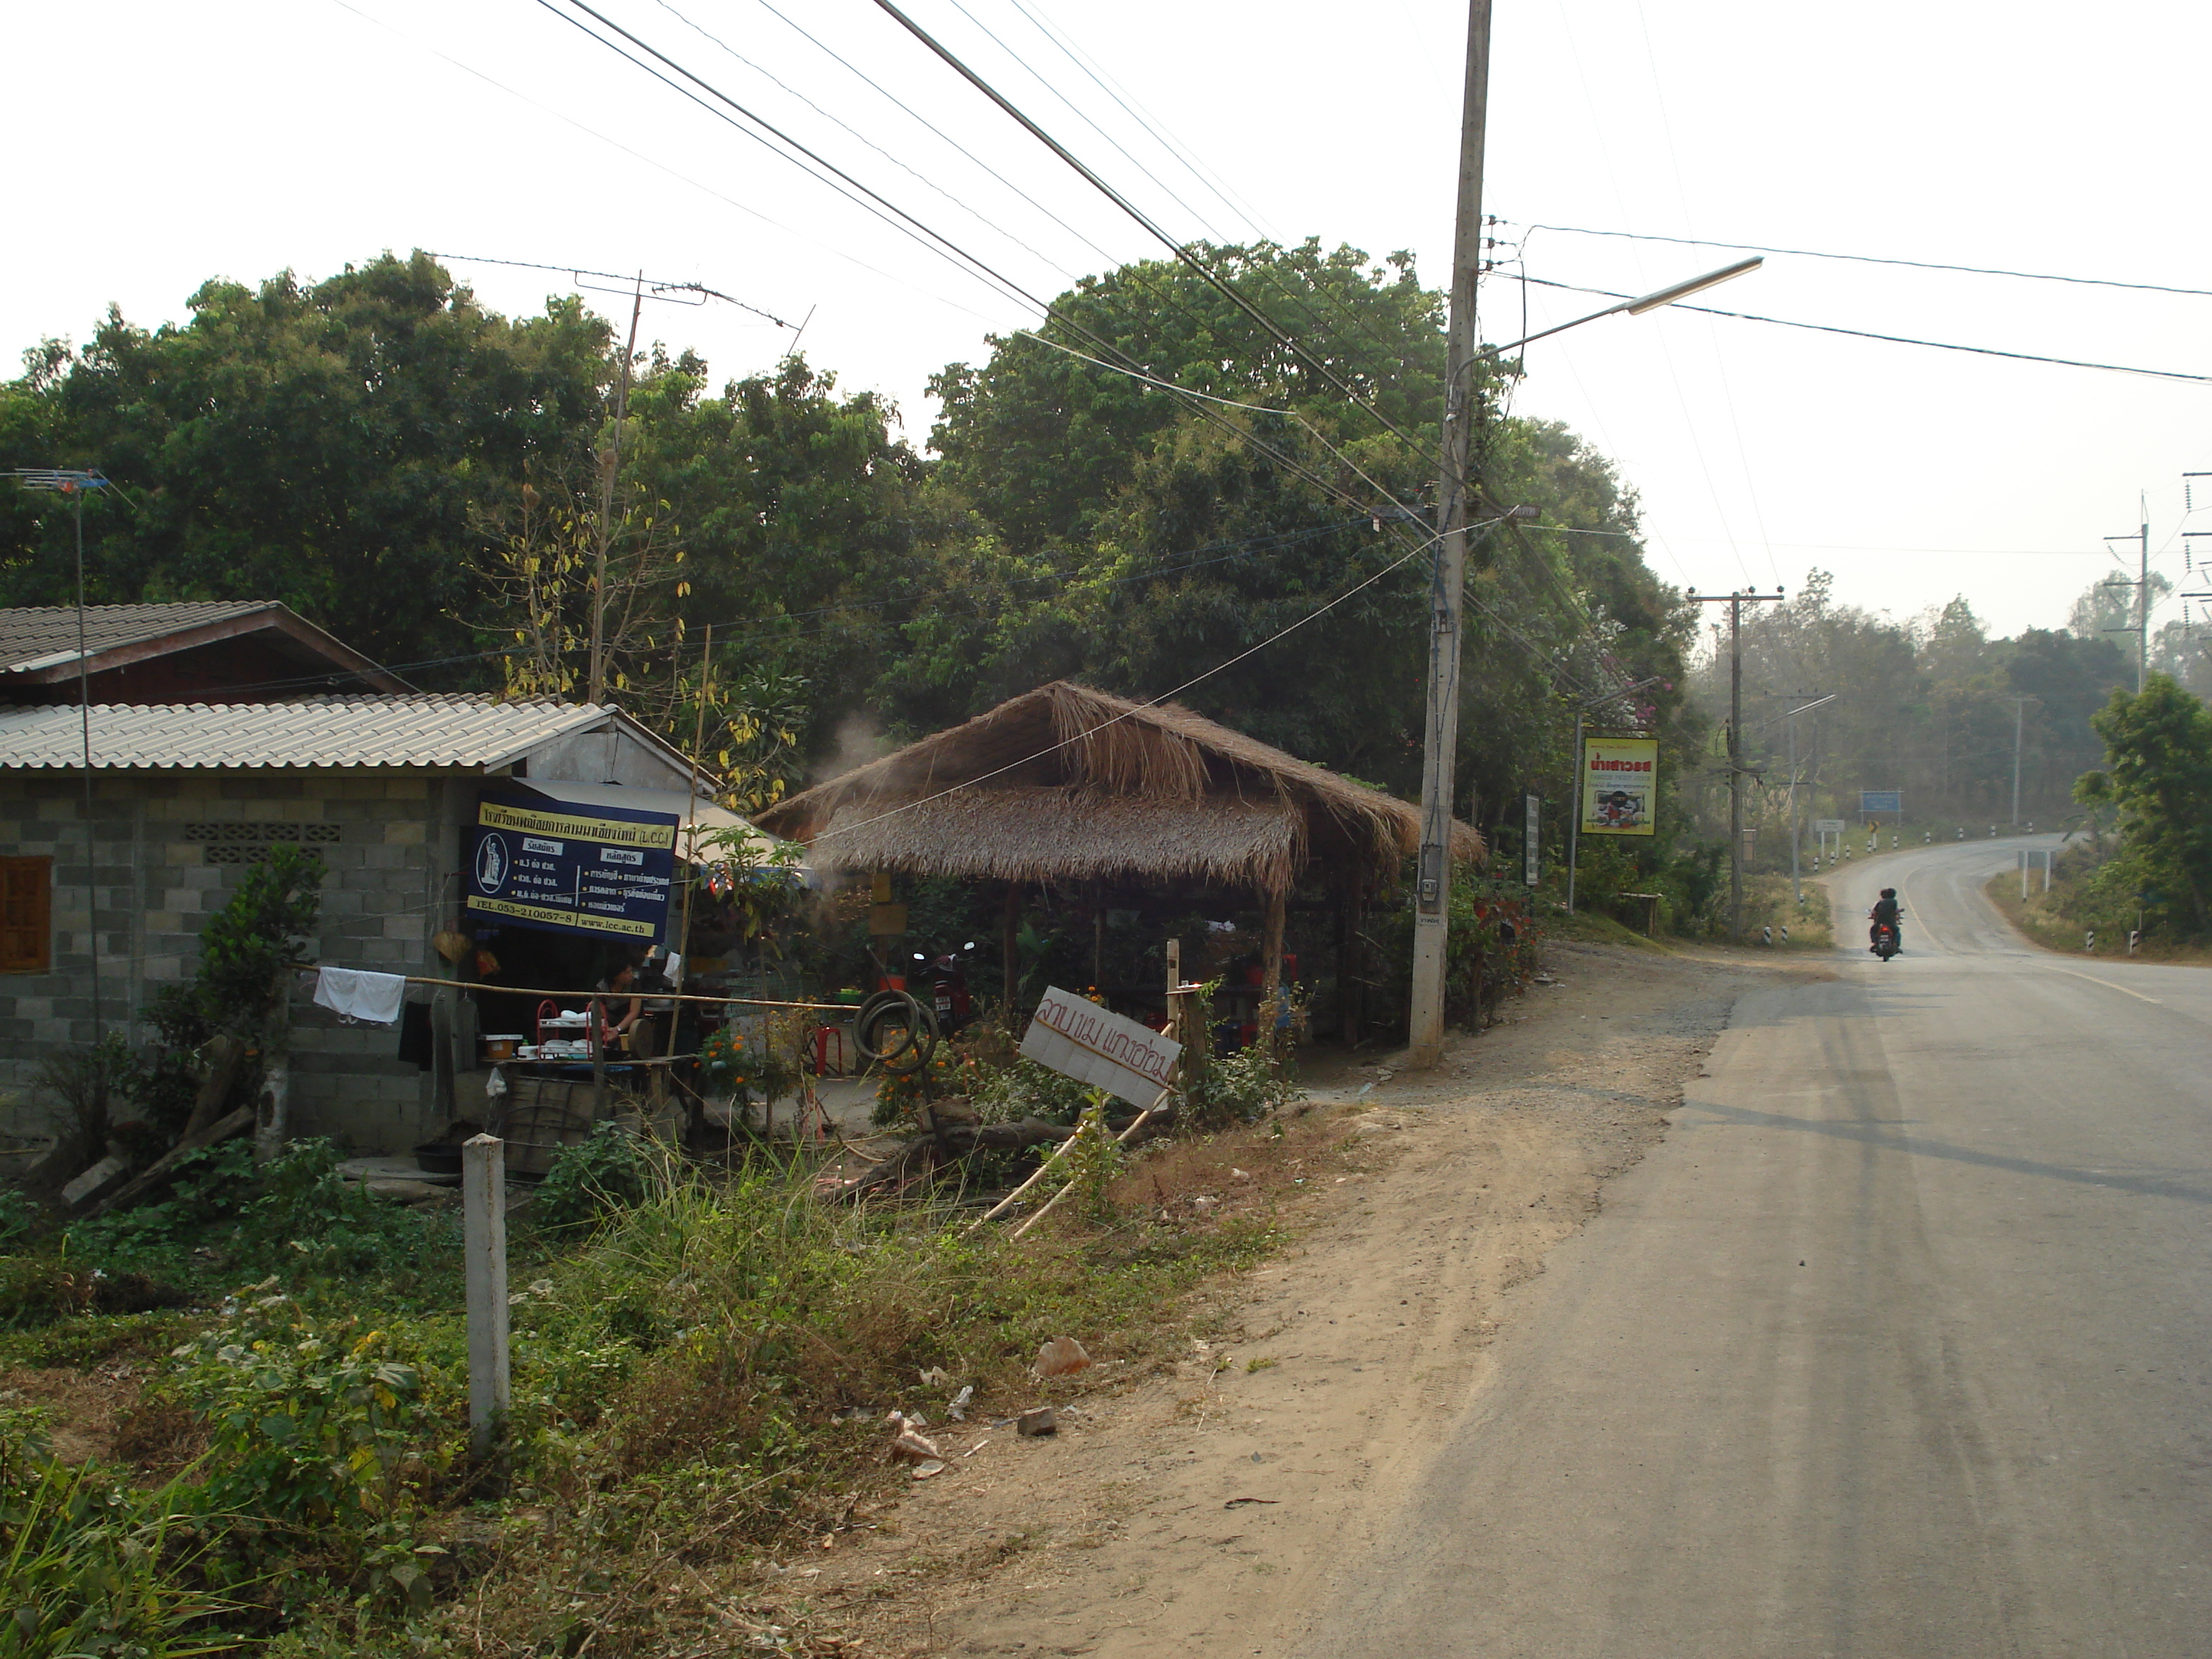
left=1880, top=887, right=1896, bottom=899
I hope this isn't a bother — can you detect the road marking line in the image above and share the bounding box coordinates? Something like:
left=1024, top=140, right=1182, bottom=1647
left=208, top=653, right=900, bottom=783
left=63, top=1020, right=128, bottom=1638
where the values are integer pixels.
left=2044, top=966, right=2162, bottom=1004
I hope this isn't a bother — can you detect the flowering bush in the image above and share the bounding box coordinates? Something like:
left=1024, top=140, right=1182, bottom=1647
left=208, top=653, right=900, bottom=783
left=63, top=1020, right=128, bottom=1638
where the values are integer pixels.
left=870, top=1043, right=970, bottom=1127
left=698, top=1022, right=799, bottom=1105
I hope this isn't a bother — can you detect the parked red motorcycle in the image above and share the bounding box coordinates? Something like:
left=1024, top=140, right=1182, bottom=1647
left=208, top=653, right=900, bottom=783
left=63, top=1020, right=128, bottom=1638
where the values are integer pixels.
left=910, top=941, right=979, bottom=1034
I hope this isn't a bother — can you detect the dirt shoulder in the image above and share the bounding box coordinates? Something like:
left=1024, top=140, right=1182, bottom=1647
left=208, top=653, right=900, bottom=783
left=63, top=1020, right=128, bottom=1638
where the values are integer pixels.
left=780, top=940, right=1814, bottom=1658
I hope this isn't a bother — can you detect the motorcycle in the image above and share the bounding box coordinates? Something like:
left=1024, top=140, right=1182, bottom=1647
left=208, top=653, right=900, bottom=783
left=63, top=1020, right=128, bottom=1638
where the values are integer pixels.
left=1871, top=921, right=1900, bottom=961
left=909, top=940, right=979, bottom=1034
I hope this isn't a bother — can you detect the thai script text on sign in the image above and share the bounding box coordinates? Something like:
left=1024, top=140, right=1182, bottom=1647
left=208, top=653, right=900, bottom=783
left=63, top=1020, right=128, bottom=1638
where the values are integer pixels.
left=1579, top=736, right=1659, bottom=837
left=467, top=793, right=678, bottom=941
left=1020, top=985, right=1182, bottom=1109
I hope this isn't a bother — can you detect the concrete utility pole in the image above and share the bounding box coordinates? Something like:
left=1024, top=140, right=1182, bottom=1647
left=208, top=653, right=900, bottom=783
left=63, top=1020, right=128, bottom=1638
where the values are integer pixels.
left=1689, top=589, right=1784, bottom=940
left=1406, top=0, right=1493, bottom=1070
left=2004, top=694, right=2035, bottom=827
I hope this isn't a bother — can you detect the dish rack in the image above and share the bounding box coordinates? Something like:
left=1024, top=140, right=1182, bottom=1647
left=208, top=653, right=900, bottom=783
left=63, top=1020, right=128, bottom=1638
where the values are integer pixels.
left=523, top=999, right=596, bottom=1061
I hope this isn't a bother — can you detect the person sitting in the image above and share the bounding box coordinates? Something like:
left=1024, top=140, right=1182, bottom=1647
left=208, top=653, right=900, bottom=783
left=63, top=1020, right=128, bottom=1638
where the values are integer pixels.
left=1869, top=888, right=1902, bottom=953
left=595, top=959, right=645, bottom=1048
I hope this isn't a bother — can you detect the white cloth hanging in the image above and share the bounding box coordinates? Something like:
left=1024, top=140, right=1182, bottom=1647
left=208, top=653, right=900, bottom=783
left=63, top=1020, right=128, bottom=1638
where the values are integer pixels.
left=312, top=966, right=407, bottom=1026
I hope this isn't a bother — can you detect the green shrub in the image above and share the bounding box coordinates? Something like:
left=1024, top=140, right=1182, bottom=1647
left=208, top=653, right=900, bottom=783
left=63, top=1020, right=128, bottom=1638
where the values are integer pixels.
left=967, top=1056, right=1099, bottom=1127
left=532, top=1125, right=657, bottom=1236
left=163, top=1285, right=444, bottom=1534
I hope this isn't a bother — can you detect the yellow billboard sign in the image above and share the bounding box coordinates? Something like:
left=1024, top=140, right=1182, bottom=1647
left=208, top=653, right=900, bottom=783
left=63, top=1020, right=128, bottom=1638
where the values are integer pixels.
left=1580, top=737, right=1658, bottom=836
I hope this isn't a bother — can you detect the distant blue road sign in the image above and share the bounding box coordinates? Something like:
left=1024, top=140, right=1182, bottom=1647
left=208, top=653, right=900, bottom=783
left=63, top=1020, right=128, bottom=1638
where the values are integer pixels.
left=1859, top=790, right=1902, bottom=814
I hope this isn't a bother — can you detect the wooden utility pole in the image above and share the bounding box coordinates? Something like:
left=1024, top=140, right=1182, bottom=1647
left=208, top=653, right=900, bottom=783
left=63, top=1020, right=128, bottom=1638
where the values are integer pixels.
left=1407, top=0, right=1493, bottom=1069
left=1689, top=589, right=1783, bottom=940
left=588, top=274, right=646, bottom=706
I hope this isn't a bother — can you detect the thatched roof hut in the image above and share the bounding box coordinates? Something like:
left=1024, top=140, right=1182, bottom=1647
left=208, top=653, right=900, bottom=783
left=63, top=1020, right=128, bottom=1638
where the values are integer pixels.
left=755, top=681, right=1483, bottom=899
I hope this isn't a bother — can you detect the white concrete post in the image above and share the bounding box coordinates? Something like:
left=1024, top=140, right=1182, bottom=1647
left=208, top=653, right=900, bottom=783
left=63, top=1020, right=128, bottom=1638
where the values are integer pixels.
left=463, top=1133, right=511, bottom=1460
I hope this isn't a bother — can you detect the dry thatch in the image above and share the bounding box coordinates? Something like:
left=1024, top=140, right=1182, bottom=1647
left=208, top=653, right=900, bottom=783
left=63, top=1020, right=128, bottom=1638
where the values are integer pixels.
left=756, top=681, right=1484, bottom=896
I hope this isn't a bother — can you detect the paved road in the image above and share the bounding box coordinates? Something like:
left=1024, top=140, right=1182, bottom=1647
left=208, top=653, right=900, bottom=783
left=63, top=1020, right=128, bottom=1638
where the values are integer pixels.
left=1303, top=840, right=2212, bottom=1657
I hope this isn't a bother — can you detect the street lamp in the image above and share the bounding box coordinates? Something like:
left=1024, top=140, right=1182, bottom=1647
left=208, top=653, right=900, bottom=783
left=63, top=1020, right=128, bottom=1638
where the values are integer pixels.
left=1486, top=257, right=1766, bottom=357
left=1407, top=256, right=1763, bottom=1068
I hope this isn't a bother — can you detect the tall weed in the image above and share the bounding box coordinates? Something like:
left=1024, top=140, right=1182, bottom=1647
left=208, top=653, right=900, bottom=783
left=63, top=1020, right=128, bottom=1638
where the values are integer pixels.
left=0, top=1407, right=238, bottom=1659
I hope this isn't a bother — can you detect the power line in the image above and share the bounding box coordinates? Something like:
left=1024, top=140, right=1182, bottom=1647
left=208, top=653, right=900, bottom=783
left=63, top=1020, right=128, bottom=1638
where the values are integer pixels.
left=322, top=0, right=986, bottom=325
left=1507, top=220, right=2212, bottom=301
left=1515, top=274, right=2212, bottom=385
left=866, top=0, right=1429, bottom=454
left=939, top=0, right=1230, bottom=246
left=536, top=0, right=1423, bottom=536
left=809, top=524, right=1449, bottom=847
left=742, top=0, right=1125, bottom=272
left=423, top=251, right=798, bottom=328
left=647, top=0, right=1080, bottom=282
left=999, top=0, right=1275, bottom=238
left=539, top=0, right=1046, bottom=314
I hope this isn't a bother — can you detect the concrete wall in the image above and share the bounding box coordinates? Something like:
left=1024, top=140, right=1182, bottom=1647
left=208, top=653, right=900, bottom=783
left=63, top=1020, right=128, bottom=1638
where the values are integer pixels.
left=0, top=768, right=479, bottom=1152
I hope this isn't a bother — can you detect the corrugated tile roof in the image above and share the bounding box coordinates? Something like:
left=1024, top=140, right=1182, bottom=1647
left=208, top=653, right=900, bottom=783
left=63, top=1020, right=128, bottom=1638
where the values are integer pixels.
left=0, top=603, right=275, bottom=673
left=0, top=694, right=613, bottom=770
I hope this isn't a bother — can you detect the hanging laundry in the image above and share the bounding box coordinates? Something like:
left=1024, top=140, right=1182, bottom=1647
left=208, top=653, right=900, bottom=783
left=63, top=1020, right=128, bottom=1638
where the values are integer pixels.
left=313, top=966, right=407, bottom=1025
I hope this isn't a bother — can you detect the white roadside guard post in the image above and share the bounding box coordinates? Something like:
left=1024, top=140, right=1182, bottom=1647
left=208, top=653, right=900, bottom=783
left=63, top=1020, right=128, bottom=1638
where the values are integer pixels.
left=463, top=1133, right=511, bottom=1461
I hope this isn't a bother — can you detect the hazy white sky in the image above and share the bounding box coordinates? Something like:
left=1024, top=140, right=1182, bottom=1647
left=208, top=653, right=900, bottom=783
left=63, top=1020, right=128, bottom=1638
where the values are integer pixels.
left=9, top=0, right=2208, bottom=642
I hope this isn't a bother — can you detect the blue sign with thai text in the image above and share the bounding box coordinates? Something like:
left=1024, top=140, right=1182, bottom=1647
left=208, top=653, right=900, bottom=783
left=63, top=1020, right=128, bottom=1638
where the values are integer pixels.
left=466, top=792, right=679, bottom=942
left=1858, top=790, right=1903, bottom=814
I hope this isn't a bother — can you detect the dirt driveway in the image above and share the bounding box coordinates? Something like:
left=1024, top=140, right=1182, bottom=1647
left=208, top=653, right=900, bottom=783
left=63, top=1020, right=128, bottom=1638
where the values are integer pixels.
left=786, top=940, right=1817, bottom=1658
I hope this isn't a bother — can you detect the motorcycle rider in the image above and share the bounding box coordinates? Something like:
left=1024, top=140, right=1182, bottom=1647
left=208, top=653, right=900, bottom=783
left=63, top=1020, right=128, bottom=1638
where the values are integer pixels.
left=1869, top=887, right=1902, bottom=954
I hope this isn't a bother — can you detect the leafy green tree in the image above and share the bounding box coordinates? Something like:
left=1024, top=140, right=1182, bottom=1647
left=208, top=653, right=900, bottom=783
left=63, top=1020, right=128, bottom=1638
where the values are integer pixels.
left=909, top=243, right=1695, bottom=830
left=1, top=253, right=611, bottom=671
left=930, top=239, right=1446, bottom=558
left=2074, top=673, right=2212, bottom=932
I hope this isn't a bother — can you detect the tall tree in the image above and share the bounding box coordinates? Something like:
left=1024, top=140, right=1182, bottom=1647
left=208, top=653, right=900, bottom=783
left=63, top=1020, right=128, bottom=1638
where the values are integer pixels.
left=2076, top=674, right=2212, bottom=932
left=0, top=253, right=612, bottom=673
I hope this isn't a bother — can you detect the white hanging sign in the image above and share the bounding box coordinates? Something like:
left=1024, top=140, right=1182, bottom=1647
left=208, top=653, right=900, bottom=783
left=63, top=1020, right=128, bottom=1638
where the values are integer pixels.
left=1020, top=985, right=1182, bottom=1109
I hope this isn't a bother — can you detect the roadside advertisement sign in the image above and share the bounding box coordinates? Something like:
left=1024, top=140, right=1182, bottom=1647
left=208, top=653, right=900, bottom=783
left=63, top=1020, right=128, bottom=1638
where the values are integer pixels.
left=1579, top=737, right=1658, bottom=836
left=466, top=793, right=678, bottom=941
left=1020, top=984, right=1182, bottom=1109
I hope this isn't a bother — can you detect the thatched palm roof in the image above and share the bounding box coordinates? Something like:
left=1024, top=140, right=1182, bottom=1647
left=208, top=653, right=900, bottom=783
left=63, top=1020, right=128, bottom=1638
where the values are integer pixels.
left=755, top=681, right=1484, bottom=896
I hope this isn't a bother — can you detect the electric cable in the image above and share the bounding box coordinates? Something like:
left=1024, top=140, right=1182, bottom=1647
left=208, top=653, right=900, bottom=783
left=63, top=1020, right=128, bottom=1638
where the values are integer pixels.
left=1000, top=0, right=1277, bottom=239
left=323, top=0, right=985, bottom=325
left=806, top=522, right=1452, bottom=847
left=744, top=0, right=1126, bottom=271
left=1514, top=274, right=2212, bottom=385
left=536, top=0, right=1430, bottom=544
left=647, top=0, right=1081, bottom=282
left=423, top=251, right=797, bottom=328
left=940, top=0, right=1229, bottom=247
left=867, top=0, right=1430, bottom=455
left=540, top=0, right=1047, bottom=315
left=1507, top=220, right=2212, bottom=300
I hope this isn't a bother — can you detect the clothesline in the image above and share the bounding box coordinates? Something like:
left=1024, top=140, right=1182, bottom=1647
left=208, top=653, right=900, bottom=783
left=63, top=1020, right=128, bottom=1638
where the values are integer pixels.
left=290, top=963, right=850, bottom=1015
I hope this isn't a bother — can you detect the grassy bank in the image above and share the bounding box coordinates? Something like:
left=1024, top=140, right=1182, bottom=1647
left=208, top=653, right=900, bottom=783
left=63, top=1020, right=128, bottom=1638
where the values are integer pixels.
left=0, top=1104, right=1349, bottom=1657
left=1983, top=871, right=2212, bottom=965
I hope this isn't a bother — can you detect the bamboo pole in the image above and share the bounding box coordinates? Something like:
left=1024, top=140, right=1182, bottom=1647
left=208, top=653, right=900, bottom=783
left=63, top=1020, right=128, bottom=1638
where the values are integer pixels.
left=1004, top=1093, right=1168, bottom=1242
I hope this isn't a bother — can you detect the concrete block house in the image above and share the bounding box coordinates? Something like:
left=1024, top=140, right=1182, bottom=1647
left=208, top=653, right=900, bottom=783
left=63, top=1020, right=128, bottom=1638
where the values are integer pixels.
left=2, top=607, right=719, bottom=1151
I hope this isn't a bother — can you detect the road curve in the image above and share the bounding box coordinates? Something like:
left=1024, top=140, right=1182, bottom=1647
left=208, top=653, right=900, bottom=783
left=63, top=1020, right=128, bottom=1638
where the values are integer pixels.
left=1298, top=838, right=2212, bottom=1658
